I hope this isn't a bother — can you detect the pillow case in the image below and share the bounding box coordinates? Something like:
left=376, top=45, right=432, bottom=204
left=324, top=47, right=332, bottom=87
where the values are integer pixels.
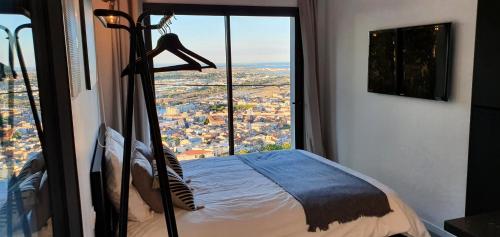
left=165, top=165, right=196, bottom=210
left=106, top=126, right=124, bottom=146
left=131, top=150, right=164, bottom=212
left=163, top=147, right=183, bottom=179
left=17, top=152, right=45, bottom=181
left=132, top=150, right=198, bottom=211
left=134, top=140, right=153, bottom=160
left=19, top=171, right=44, bottom=212
left=30, top=171, right=51, bottom=231
left=105, top=132, right=152, bottom=222
left=134, top=140, right=184, bottom=179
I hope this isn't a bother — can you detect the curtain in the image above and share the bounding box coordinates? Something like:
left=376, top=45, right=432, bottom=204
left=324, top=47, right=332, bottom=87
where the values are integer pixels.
left=95, top=0, right=150, bottom=144
left=298, top=0, right=327, bottom=158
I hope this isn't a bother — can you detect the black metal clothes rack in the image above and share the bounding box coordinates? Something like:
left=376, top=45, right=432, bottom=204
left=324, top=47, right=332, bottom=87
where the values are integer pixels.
left=0, top=23, right=44, bottom=147
left=0, top=25, right=17, bottom=79
left=0, top=25, right=16, bottom=153
left=93, top=9, right=180, bottom=237
left=1, top=23, right=38, bottom=237
left=14, top=24, right=45, bottom=150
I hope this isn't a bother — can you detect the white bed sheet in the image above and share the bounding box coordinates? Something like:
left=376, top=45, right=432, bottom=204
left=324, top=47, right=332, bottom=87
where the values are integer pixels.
left=128, top=150, right=430, bottom=237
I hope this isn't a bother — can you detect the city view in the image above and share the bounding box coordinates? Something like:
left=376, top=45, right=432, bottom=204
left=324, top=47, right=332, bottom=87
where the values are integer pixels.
left=151, top=15, right=294, bottom=161
left=0, top=70, right=41, bottom=205
left=0, top=62, right=293, bottom=195
left=0, top=14, right=293, bottom=216
left=155, top=63, right=292, bottom=160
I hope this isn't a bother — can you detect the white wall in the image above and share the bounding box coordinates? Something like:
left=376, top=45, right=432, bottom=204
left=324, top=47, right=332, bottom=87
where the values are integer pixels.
left=70, top=0, right=102, bottom=236
left=72, top=89, right=100, bottom=237
left=144, top=0, right=297, bottom=7
left=319, top=0, right=477, bottom=231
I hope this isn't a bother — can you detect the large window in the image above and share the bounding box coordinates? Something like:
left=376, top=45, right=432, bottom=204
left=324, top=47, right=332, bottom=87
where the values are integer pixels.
left=0, top=14, right=48, bottom=236
left=146, top=5, right=301, bottom=160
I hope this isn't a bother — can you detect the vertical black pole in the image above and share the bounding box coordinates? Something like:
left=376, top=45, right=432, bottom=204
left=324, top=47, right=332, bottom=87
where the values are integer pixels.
left=225, top=15, right=235, bottom=155
left=135, top=25, right=178, bottom=237
left=118, top=28, right=136, bottom=237
left=294, top=15, right=305, bottom=150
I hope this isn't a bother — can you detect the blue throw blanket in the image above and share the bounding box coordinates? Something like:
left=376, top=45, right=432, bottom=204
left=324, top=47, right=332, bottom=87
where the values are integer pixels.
left=237, top=150, right=392, bottom=232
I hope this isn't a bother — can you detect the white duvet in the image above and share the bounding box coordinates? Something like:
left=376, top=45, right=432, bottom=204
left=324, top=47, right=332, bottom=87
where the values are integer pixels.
left=128, top=150, right=430, bottom=237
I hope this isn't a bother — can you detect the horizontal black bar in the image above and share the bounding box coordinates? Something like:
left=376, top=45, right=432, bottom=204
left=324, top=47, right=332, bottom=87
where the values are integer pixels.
left=0, top=0, right=29, bottom=16
left=143, top=3, right=298, bottom=17
left=472, top=104, right=500, bottom=111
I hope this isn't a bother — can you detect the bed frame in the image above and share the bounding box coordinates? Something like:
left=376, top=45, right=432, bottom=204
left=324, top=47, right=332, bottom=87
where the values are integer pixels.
left=90, top=125, right=117, bottom=237
left=89, top=124, right=407, bottom=237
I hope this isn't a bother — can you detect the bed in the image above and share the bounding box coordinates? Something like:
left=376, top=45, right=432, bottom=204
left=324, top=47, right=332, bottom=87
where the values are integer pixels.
left=90, top=129, right=430, bottom=237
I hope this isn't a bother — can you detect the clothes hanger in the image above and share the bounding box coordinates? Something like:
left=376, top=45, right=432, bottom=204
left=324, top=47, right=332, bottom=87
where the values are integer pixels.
left=150, top=21, right=216, bottom=71
left=122, top=33, right=202, bottom=76
left=121, top=16, right=216, bottom=76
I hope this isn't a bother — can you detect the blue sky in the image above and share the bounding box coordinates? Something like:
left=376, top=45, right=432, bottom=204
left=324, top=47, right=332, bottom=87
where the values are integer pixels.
left=0, top=14, right=35, bottom=69
left=0, top=14, right=290, bottom=69
left=151, top=15, right=291, bottom=66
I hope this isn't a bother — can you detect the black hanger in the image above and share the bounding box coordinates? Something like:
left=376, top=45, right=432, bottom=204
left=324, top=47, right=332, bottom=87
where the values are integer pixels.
left=168, top=34, right=216, bottom=68
left=122, top=32, right=216, bottom=76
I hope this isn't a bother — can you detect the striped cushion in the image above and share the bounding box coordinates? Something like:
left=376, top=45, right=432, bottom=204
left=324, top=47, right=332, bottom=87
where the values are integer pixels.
left=163, top=147, right=183, bottom=179
left=17, top=152, right=45, bottom=181
left=165, top=166, right=196, bottom=211
left=134, top=140, right=184, bottom=179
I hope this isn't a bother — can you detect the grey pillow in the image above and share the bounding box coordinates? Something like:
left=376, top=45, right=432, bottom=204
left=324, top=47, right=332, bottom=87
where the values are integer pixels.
left=17, top=152, right=45, bottom=181
left=132, top=150, right=197, bottom=211
left=134, top=140, right=154, bottom=161
left=134, top=140, right=184, bottom=178
left=30, top=171, right=51, bottom=231
left=19, top=171, right=44, bottom=212
left=131, top=150, right=164, bottom=212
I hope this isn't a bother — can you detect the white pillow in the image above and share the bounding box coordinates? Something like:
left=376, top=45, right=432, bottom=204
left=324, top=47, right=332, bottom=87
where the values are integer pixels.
left=106, top=127, right=124, bottom=146
left=105, top=132, right=153, bottom=222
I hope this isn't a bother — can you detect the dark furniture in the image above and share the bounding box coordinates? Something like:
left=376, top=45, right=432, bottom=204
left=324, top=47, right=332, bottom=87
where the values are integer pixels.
left=445, top=212, right=500, bottom=237
left=90, top=125, right=116, bottom=237
left=445, top=0, right=500, bottom=235
left=466, top=0, right=500, bottom=216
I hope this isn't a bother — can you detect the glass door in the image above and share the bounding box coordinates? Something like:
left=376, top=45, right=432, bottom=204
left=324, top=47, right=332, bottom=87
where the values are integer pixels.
left=145, top=4, right=302, bottom=159
left=151, top=15, right=230, bottom=160
left=0, top=13, right=52, bottom=236
left=230, top=16, right=293, bottom=154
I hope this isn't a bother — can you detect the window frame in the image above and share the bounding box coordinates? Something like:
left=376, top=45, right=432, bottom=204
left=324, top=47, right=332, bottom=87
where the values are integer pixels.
left=143, top=3, right=304, bottom=155
left=0, top=1, right=86, bottom=236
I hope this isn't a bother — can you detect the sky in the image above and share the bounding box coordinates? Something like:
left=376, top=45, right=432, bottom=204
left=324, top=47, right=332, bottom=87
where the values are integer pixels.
left=151, top=15, right=292, bottom=66
left=0, top=14, right=36, bottom=69
left=0, top=14, right=290, bottom=70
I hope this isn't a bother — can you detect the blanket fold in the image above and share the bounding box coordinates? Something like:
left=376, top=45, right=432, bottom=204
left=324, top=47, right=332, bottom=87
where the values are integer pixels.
left=237, top=150, right=392, bottom=231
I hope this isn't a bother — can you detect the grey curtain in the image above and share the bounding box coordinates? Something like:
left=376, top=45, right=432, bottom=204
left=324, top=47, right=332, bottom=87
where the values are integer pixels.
left=298, top=0, right=327, bottom=158
left=94, top=0, right=150, bottom=144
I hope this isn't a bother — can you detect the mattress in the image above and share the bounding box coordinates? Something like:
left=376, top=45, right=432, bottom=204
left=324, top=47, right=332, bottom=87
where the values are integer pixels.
left=128, top=150, right=430, bottom=237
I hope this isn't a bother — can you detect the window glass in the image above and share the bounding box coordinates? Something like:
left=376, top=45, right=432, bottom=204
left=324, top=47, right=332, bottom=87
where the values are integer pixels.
left=151, top=15, right=229, bottom=160
left=0, top=14, right=52, bottom=236
left=150, top=14, right=294, bottom=159
left=231, top=16, right=292, bottom=154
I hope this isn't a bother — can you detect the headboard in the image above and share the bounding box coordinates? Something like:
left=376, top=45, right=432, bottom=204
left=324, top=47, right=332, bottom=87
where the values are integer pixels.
left=90, top=124, right=117, bottom=237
